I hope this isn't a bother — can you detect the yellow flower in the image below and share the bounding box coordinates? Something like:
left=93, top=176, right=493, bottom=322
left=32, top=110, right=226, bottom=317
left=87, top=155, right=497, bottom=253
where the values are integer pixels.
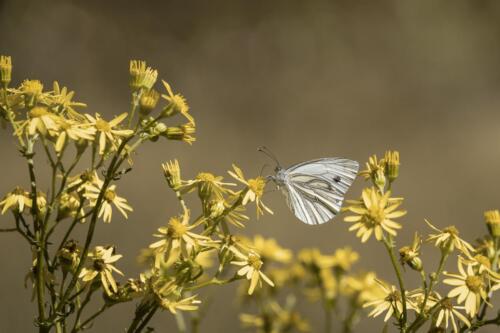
left=425, top=293, right=470, bottom=332
left=341, top=272, right=386, bottom=305
left=129, top=60, right=158, bottom=90
left=24, top=106, right=60, bottom=137
left=229, top=164, right=273, bottom=218
left=0, top=187, right=32, bottom=214
left=85, top=183, right=133, bottom=223
left=54, top=118, right=96, bottom=154
left=50, top=81, right=87, bottom=120
left=85, top=113, right=133, bottom=155
left=298, top=248, right=335, bottom=270
left=363, top=280, right=405, bottom=322
left=161, top=80, right=194, bottom=124
left=425, top=220, right=474, bottom=256
left=0, top=55, right=12, bottom=87
left=160, top=294, right=201, bottom=314
left=191, top=172, right=235, bottom=200
left=344, top=187, right=405, bottom=242
left=162, top=159, right=183, bottom=190
left=79, top=246, right=124, bottom=295
left=443, top=261, right=488, bottom=316
left=149, top=211, right=211, bottom=267
left=20, top=79, right=44, bottom=106
left=331, top=247, right=359, bottom=271
left=246, top=235, right=292, bottom=264
left=230, top=247, right=274, bottom=295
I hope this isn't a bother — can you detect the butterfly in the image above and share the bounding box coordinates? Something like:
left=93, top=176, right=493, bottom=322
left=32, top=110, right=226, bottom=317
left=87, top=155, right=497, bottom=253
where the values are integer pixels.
left=260, top=147, right=359, bottom=225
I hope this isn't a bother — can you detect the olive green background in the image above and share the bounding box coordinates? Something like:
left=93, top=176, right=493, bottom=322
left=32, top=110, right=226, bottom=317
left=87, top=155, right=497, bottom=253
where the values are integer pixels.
left=1, top=0, right=500, bottom=332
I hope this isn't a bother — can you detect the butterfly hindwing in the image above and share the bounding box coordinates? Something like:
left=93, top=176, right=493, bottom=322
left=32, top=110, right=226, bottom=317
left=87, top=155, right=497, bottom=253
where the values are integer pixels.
left=283, top=158, right=359, bottom=225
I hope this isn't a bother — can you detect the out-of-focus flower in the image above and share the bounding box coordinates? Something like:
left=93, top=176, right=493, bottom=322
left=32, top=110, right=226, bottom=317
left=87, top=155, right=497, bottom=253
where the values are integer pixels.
left=85, top=113, right=133, bottom=155
left=0, top=187, right=32, bottom=214
left=160, top=294, right=201, bottom=314
left=231, top=247, right=274, bottom=295
left=344, top=187, right=405, bottom=242
left=331, top=247, right=359, bottom=271
left=79, top=246, right=124, bottom=295
left=20, top=79, right=44, bottom=106
left=229, top=164, right=273, bottom=218
left=425, top=220, right=474, bottom=256
left=244, top=235, right=292, bottom=264
left=341, top=272, right=386, bottom=305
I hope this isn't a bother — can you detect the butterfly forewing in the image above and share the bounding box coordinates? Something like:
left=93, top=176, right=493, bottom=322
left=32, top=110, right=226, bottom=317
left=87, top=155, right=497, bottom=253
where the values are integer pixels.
left=283, top=158, right=359, bottom=225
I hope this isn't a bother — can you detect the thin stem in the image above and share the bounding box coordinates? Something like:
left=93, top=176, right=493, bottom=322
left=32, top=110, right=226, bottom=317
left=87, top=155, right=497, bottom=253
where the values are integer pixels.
left=134, top=305, right=158, bottom=333
left=0, top=227, right=17, bottom=232
left=74, top=304, right=109, bottom=332
left=71, top=288, right=95, bottom=332
left=382, top=236, right=407, bottom=331
left=175, top=311, right=187, bottom=333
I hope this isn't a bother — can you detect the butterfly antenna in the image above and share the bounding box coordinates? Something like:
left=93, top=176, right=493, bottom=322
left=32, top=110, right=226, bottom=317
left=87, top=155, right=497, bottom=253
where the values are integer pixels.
left=259, top=163, right=269, bottom=176
left=257, top=146, right=281, bottom=168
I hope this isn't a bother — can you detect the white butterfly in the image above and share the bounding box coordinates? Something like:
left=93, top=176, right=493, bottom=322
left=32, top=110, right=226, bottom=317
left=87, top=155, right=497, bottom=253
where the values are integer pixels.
left=261, top=148, right=359, bottom=225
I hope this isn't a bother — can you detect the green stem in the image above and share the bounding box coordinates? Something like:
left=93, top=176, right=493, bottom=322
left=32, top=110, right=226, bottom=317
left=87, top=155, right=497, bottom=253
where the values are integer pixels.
left=73, top=304, right=109, bottom=332
left=383, top=236, right=407, bottom=331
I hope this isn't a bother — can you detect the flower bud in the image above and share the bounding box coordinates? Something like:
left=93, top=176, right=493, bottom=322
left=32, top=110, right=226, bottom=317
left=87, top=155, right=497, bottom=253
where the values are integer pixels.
left=484, top=210, right=500, bottom=237
left=162, top=160, right=182, bottom=189
left=139, top=89, right=159, bottom=115
left=21, top=80, right=43, bottom=107
left=57, top=239, right=81, bottom=274
left=399, top=246, right=423, bottom=271
left=208, top=199, right=226, bottom=219
left=384, top=150, right=400, bottom=182
left=0, top=55, right=12, bottom=88
left=374, top=168, right=386, bottom=192
left=164, top=123, right=196, bottom=144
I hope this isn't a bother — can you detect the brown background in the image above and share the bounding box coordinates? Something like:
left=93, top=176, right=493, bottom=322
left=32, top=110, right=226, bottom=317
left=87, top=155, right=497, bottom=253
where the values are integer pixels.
left=1, top=0, right=500, bottom=332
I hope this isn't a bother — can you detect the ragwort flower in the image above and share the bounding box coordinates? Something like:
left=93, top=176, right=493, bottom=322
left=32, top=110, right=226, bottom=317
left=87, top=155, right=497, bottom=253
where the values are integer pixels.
left=85, top=182, right=133, bottom=223
left=229, top=164, right=273, bottom=218
left=85, top=113, right=133, bottom=155
left=161, top=80, right=194, bottom=124
left=79, top=246, right=124, bottom=295
left=0, top=187, right=32, bottom=214
left=344, top=187, right=405, bottom=242
left=363, top=280, right=405, bottom=322
left=230, top=247, right=274, bottom=295
left=425, top=220, right=474, bottom=256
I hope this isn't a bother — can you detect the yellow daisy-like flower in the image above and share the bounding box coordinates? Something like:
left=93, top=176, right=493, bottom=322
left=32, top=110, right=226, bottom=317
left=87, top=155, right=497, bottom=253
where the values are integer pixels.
left=245, top=235, right=292, bottom=264
left=363, top=280, right=405, bottom=322
left=230, top=247, right=274, bottom=295
left=331, top=246, right=359, bottom=271
left=79, top=246, right=124, bottom=295
left=23, top=106, right=60, bottom=137
left=443, top=261, right=488, bottom=316
left=85, top=113, right=133, bottom=155
left=85, top=182, right=133, bottom=223
left=160, top=294, right=201, bottom=314
left=229, top=164, right=273, bottom=218
left=54, top=118, right=96, bottom=154
left=20, top=79, right=44, bottom=106
left=0, top=187, right=32, bottom=214
left=161, top=80, right=194, bottom=124
left=425, top=293, right=470, bottom=333
left=359, top=154, right=385, bottom=180
left=344, top=187, right=405, bottom=243
left=425, top=220, right=474, bottom=256
left=50, top=81, right=87, bottom=120
left=189, top=172, right=235, bottom=200
left=341, top=272, right=386, bottom=305
left=298, top=248, right=336, bottom=270
left=149, top=211, right=211, bottom=267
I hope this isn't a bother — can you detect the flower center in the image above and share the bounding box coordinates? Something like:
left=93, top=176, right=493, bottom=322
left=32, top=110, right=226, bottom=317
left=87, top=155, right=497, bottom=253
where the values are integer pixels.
left=29, top=106, right=49, bottom=118
left=367, top=205, right=385, bottom=225
left=443, top=225, right=459, bottom=237
left=196, top=172, right=216, bottom=182
left=465, top=276, right=483, bottom=293
left=248, top=177, right=265, bottom=197
left=442, top=298, right=453, bottom=310
left=93, top=259, right=105, bottom=271
left=95, top=118, right=111, bottom=132
left=104, top=189, right=116, bottom=202
left=167, top=218, right=188, bottom=238
left=247, top=252, right=263, bottom=270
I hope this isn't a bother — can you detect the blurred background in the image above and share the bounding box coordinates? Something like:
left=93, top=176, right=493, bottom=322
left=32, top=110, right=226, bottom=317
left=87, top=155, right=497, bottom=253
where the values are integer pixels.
left=1, top=0, right=500, bottom=331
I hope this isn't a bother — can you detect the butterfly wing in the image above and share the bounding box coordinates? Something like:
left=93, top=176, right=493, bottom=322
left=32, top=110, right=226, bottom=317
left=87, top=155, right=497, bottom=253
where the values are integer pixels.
left=283, top=158, right=359, bottom=225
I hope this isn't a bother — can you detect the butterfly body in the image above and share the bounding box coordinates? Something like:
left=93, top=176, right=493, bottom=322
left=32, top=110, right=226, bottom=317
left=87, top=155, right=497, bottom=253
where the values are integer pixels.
left=269, top=158, right=359, bottom=225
